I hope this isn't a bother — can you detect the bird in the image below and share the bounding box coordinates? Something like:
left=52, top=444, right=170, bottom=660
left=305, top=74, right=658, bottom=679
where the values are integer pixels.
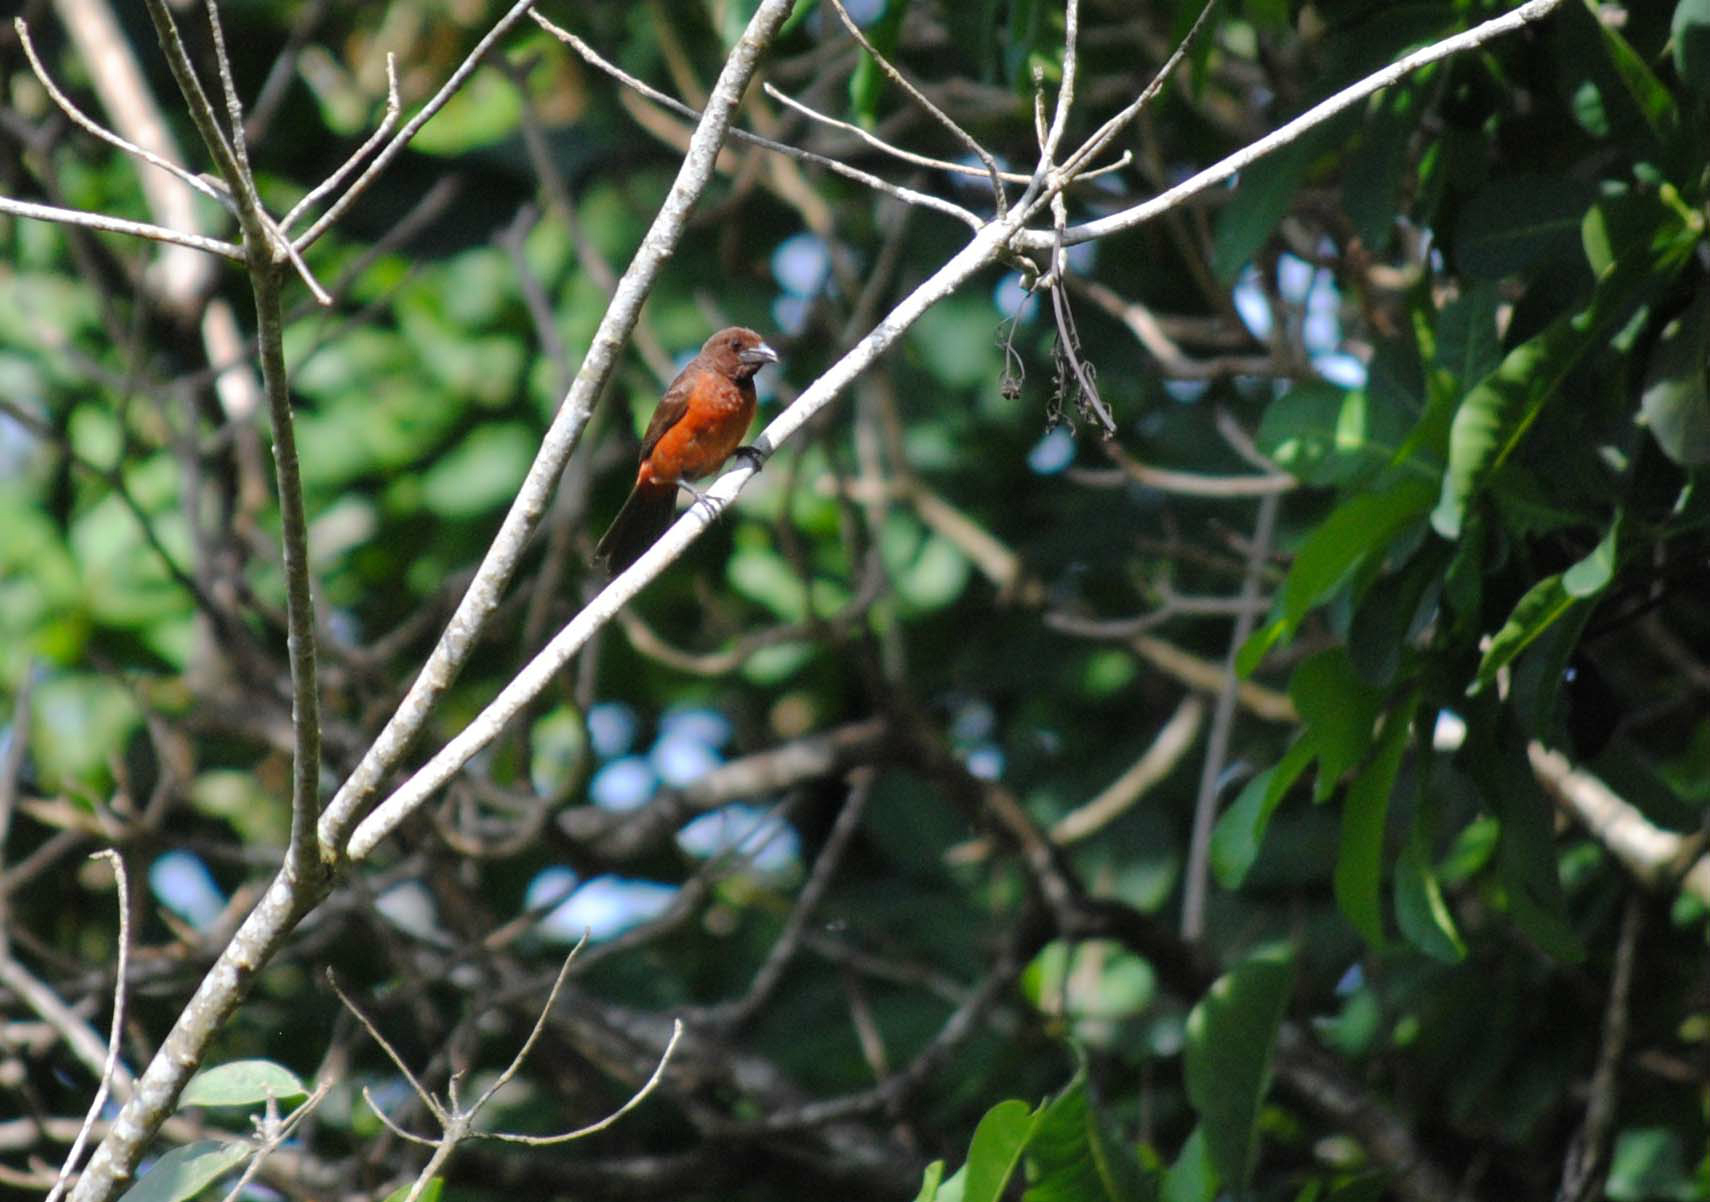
left=594, top=326, right=780, bottom=573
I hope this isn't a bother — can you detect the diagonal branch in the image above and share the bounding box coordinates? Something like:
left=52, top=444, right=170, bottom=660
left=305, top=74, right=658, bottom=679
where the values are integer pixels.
left=318, top=0, right=801, bottom=851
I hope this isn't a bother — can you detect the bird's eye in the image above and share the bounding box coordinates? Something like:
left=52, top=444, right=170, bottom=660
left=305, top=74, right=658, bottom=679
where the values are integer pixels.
left=729, top=337, right=741, bottom=349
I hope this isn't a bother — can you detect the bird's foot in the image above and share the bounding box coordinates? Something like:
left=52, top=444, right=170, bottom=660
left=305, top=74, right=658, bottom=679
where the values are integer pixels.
left=731, top=445, right=766, bottom=473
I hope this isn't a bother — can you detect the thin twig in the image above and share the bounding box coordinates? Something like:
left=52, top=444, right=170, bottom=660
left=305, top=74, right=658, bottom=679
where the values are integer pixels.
left=44, top=851, right=131, bottom=1202
left=0, top=195, right=243, bottom=259
left=14, top=18, right=233, bottom=214
left=1181, top=492, right=1279, bottom=940
left=292, top=0, right=541, bottom=252
left=825, top=0, right=1007, bottom=213
left=281, top=55, right=402, bottom=234
left=1016, top=0, right=1571, bottom=250
left=1556, top=893, right=1643, bottom=1202
left=530, top=11, right=982, bottom=230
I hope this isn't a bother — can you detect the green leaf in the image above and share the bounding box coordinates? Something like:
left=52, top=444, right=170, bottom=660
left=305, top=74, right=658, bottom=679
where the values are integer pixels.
left=409, top=67, right=522, bottom=155
left=1433, top=282, right=1502, bottom=392
left=1348, top=545, right=1445, bottom=686
left=180, top=1060, right=307, bottom=1108
left=1674, top=0, right=1710, bottom=93
left=1160, top=1126, right=1217, bottom=1202
left=1395, top=821, right=1466, bottom=962
left=1470, top=515, right=1617, bottom=699
left=1453, top=176, right=1595, bottom=281
left=1256, top=382, right=1402, bottom=486
left=1024, top=1073, right=1149, bottom=1202
left=1212, top=119, right=1348, bottom=282
left=914, top=1161, right=947, bottom=1202
left=1431, top=194, right=1695, bottom=539
left=117, top=1140, right=251, bottom=1202
left=1341, top=81, right=1420, bottom=252
left=1211, top=738, right=1316, bottom=888
left=964, top=1098, right=1045, bottom=1202
left=1467, top=727, right=1584, bottom=961
left=1184, top=945, right=1293, bottom=1193
left=1238, top=478, right=1435, bottom=675
left=1562, top=514, right=1621, bottom=597
left=1469, top=575, right=1574, bottom=696
left=1334, top=694, right=1418, bottom=951
left=1289, top=648, right=1382, bottom=800
left=849, top=0, right=909, bottom=125
left=419, top=423, right=536, bottom=520
left=1640, top=289, right=1710, bottom=466
left=1591, top=5, right=1677, bottom=142
left=382, top=1181, right=443, bottom=1202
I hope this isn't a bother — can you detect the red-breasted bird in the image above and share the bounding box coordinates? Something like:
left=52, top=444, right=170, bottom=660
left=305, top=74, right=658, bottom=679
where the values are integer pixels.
left=594, top=326, right=779, bottom=572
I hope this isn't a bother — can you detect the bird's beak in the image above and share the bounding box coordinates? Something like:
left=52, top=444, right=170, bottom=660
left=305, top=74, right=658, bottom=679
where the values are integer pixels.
left=739, top=342, right=780, bottom=367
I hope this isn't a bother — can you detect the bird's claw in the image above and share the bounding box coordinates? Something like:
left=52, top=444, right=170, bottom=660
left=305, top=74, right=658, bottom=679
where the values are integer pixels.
left=731, top=445, right=765, bottom=472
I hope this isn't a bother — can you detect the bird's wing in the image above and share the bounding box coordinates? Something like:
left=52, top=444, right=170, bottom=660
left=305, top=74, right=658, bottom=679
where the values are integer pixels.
left=637, top=360, right=702, bottom=462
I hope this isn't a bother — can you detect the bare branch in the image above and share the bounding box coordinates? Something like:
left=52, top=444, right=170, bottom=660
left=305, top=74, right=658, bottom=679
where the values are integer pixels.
left=319, top=0, right=803, bottom=855
left=1016, top=0, right=1572, bottom=250
left=531, top=11, right=982, bottom=229
left=0, top=195, right=243, bottom=259
left=291, top=0, right=541, bottom=252
left=1182, top=492, right=1279, bottom=940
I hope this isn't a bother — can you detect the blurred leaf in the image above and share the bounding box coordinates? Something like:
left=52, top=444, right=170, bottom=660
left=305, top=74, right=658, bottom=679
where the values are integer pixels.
left=1348, top=545, right=1444, bottom=686
left=1184, top=944, right=1293, bottom=1193
left=181, top=1060, right=307, bottom=1108
left=189, top=771, right=288, bottom=846
left=32, top=673, right=141, bottom=792
left=1590, top=7, right=1677, bottom=142
left=909, top=296, right=1000, bottom=389
left=1468, top=574, right=1574, bottom=697
left=1342, top=80, right=1420, bottom=251
left=1213, top=115, right=1353, bottom=283
left=1431, top=194, right=1696, bottom=539
left=531, top=705, right=589, bottom=800
left=730, top=544, right=809, bottom=621
left=1212, top=738, right=1315, bottom=888
left=915, top=1160, right=947, bottom=1202
left=1606, top=1127, right=1698, bottom=1201
left=1334, top=693, right=1418, bottom=950
left=1674, top=0, right=1710, bottom=94
left=419, top=423, right=536, bottom=519
left=1395, top=822, right=1466, bottom=962
left=117, top=1140, right=250, bottom=1202
left=1470, top=515, right=1617, bottom=698
left=382, top=1181, right=443, bottom=1202
left=1453, top=176, right=1595, bottom=280
left=894, top=532, right=972, bottom=612
left=1467, top=728, right=1584, bottom=962
left=1290, top=649, right=1381, bottom=800
left=1160, top=1126, right=1217, bottom=1202
left=963, top=1098, right=1046, bottom=1202
left=1257, top=382, right=1398, bottom=486
left=1562, top=514, right=1621, bottom=597
left=1433, top=282, right=1502, bottom=392
left=1239, top=478, right=1435, bottom=674
left=410, top=67, right=522, bottom=154
left=850, top=0, right=909, bottom=125
left=1641, top=289, right=1710, bottom=465
left=1023, top=1073, right=1149, bottom=1202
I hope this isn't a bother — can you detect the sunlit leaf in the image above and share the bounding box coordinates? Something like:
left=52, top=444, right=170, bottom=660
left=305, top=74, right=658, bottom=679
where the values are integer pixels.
left=181, top=1060, right=307, bottom=1108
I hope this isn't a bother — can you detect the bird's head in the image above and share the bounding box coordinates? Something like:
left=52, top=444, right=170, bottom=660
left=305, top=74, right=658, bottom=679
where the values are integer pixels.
left=704, top=326, right=779, bottom=381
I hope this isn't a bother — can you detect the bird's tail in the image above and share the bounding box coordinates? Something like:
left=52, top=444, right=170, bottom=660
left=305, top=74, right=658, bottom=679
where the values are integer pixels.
left=594, top=480, right=678, bottom=573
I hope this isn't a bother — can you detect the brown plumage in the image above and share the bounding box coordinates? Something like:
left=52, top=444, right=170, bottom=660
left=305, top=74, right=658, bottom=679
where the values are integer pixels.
left=594, top=326, right=779, bottom=573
